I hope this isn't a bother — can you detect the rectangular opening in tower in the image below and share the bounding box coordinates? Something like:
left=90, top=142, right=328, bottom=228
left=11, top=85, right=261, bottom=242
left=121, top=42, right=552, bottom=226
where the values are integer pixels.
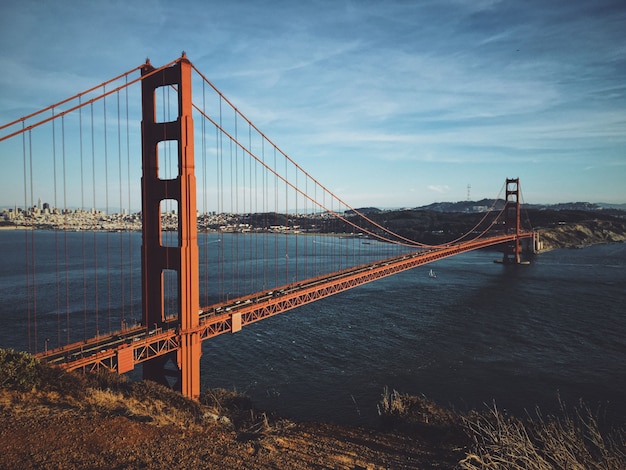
left=160, top=198, right=180, bottom=247
left=154, top=85, right=180, bottom=124
left=162, top=269, right=179, bottom=322
left=157, top=140, right=179, bottom=180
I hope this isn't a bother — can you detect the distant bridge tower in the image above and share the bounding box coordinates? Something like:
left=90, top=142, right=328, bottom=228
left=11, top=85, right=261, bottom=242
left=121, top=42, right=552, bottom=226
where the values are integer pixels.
left=502, top=177, right=522, bottom=264
left=140, top=55, right=201, bottom=399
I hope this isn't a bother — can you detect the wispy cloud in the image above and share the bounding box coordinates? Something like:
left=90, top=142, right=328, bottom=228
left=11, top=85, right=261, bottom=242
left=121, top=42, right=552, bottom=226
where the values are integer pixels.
left=428, top=185, right=451, bottom=194
left=1, top=0, right=625, bottom=206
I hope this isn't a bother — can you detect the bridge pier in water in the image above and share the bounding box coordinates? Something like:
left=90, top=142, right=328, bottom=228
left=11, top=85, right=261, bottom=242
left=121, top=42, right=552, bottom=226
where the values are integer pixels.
left=140, top=55, right=201, bottom=399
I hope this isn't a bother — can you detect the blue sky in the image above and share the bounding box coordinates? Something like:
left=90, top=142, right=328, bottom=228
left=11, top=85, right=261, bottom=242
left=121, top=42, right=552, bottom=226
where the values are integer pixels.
left=1, top=0, right=625, bottom=208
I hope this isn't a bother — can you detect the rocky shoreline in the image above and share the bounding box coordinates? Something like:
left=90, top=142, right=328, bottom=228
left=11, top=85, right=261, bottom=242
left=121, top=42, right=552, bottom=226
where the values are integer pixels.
left=536, top=219, right=626, bottom=251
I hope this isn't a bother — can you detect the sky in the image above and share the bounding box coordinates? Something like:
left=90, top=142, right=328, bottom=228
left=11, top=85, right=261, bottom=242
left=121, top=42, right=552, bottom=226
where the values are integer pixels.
left=1, top=0, right=625, bottom=209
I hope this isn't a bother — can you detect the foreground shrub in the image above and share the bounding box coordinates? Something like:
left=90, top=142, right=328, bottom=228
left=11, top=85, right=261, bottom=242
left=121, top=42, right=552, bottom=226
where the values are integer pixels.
left=377, top=386, right=466, bottom=445
left=0, top=349, right=40, bottom=391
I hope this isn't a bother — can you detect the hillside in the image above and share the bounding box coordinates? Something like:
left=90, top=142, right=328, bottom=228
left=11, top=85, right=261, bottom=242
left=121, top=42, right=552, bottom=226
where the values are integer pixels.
left=342, top=207, right=626, bottom=249
left=0, top=350, right=466, bottom=469
left=537, top=219, right=626, bottom=250
left=1, top=350, right=624, bottom=469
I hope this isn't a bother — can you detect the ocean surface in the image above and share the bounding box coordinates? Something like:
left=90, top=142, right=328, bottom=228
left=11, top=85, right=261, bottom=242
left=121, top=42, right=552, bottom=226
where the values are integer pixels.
left=1, top=230, right=625, bottom=426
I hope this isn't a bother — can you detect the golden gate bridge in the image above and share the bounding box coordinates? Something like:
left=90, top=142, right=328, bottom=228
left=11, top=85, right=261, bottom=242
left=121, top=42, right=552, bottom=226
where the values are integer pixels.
left=0, top=54, right=535, bottom=399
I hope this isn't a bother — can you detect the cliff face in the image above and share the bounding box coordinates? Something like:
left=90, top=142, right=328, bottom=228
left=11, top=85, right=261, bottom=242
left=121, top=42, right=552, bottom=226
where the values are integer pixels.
left=538, top=219, right=626, bottom=250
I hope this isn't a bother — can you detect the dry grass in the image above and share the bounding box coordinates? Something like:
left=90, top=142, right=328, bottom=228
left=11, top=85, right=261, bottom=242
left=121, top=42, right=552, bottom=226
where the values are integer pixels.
left=378, top=387, right=625, bottom=469
left=459, top=399, right=625, bottom=470
left=83, top=386, right=203, bottom=428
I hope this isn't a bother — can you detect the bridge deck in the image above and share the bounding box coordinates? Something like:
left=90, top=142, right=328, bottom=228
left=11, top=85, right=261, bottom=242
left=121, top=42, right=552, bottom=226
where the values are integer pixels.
left=36, top=232, right=533, bottom=373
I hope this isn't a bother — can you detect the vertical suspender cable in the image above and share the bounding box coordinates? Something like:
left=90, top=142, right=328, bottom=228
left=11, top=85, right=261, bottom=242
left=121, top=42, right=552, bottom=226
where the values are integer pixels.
left=250, top=124, right=256, bottom=293
left=229, top=138, right=234, bottom=298
left=245, top=121, right=250, bottom=293
left=262, top=139, right=267, bottom=291
left=103, top=86, right=111, bottom=335
left=273, top=146, right=280, bottom=286
left=117, top=90, right=125, bottom=330
left=239, top=116, right=245, bottom=295
left=216, top=125, right=222, bottom=301
left=90, top=102, right=98, bottom=339
left=125, top=76, right=133, bottom=328
left=311, top=181, right=321, bottom=276
left=29, top=129, right=37, bottom=351
left=330, top=194, right=335, bottom=271
left=320, top=185, right=324, bottom=277
left=79, top=96, right=87, bottom=344
left=230, top=113, right=236, bottom=296
left=284, top=154, right=289, bottom=284
left=201, top=79, right=208, bottom=306
left=249, top=124, right=255, bottom=292
left=22, top=124, right=31, bottom=351
left=300, top=175, right=304, bottom=279
left=294, top=168, right=298, bottom=283
left=219, top=97, right=227, bottom=300
left=52, top=108, right=60, bottom=350
left=61, top=115, right=69, bottom=348
left=218, top=96, right=224, bottom=300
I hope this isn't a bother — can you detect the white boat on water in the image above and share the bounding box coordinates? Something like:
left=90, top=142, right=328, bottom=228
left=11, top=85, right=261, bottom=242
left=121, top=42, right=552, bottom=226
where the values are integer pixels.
left=429, top=269, right=437, bottom=278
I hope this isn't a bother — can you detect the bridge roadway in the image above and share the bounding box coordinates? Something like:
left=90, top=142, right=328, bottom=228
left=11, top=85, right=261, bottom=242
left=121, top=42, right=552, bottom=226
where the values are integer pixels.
left=36, top=232, right=533, bottom=373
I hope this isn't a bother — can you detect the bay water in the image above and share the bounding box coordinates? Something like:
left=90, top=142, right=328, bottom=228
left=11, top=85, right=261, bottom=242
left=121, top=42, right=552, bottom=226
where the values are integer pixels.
left=1, top=230, right=624, bottom=426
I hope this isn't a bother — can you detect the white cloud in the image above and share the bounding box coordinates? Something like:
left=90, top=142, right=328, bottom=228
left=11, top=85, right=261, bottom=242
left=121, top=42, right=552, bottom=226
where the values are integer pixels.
left=428, top=185, right=451, bottom=194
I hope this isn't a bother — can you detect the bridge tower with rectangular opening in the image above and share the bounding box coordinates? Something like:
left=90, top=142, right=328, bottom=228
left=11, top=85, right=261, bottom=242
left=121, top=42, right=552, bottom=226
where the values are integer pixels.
left=140, top=55, right=201, bottom=399
left=502, top=177, right=522, bottom=264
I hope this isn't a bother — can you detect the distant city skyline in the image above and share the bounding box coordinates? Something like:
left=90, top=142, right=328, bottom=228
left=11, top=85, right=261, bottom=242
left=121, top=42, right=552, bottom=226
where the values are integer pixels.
left=1, top=0, right=625, bottom=208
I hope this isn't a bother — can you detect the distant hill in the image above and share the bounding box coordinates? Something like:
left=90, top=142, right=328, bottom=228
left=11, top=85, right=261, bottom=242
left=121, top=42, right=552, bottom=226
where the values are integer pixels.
left=345, top=207, right=383, bottom=215
left=597, top=203, right=626, bottom=210
left=415, top=199, right=504, bottom=213
left=413, top=200, right=626, bottom=214
left=340, top=202, right=626, bottom=249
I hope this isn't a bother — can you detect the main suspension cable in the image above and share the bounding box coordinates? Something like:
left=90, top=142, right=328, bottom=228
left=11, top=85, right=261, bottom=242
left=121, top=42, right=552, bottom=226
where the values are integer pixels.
left=190, top=63, right=505, bottom=249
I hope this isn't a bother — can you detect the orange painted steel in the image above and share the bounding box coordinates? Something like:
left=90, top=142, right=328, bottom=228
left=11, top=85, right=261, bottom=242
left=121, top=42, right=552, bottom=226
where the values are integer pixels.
left=503, top=178, right=522, bottom=263
left=38, top=231, right=533, bottom=377
left=139, top=55, right=201, bottom=399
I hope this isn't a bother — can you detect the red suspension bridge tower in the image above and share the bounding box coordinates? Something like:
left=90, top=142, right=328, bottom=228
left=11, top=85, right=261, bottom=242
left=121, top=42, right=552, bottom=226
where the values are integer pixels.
left=502, top=177, right=523, bottom=264
left=140, top=55, right=201, bottom=399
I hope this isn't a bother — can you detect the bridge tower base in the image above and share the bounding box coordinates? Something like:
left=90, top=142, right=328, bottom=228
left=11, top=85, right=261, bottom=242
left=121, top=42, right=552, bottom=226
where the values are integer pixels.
left=502, top=178, right=523, bottom=264
left=140, top=55, right=201, bottom=399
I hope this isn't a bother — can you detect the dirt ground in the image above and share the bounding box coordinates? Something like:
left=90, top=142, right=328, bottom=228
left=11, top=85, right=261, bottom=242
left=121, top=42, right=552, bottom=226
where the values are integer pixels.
left=0, top=392, right=467, bottom=469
